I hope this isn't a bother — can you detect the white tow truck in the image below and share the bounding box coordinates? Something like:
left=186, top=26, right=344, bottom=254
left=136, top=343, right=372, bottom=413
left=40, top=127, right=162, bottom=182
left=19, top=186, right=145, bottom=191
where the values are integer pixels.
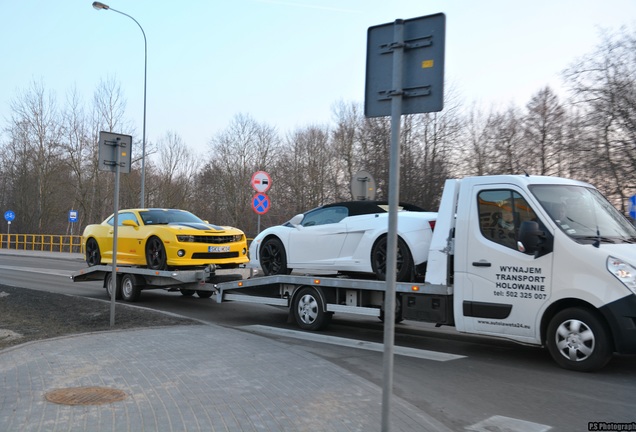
left=71, top=174, right=636, bottom=371
left=211, top=175, right=636, bottom=372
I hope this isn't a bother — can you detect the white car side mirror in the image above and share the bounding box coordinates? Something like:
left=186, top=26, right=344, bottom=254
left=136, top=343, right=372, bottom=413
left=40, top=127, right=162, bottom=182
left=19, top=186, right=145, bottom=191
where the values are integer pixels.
left=289, top=214, right=304, bottom=227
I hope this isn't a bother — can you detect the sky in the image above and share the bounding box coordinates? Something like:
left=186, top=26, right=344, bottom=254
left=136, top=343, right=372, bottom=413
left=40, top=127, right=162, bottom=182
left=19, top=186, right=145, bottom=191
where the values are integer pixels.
left=1, top=0, right=636, bottom=157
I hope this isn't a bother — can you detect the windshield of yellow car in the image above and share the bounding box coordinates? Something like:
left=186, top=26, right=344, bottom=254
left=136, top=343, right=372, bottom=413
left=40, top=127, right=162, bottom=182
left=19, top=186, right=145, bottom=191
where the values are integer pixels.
left=140, top=209, right=205, bottom=226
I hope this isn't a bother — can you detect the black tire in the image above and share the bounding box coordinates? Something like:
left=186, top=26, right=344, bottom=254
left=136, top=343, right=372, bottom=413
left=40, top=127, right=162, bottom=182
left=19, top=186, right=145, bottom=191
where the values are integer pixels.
left=181, top=289, right=195, bottom=297
left=105, top=273, right=122, bottom=300
left=260, top=237, right=291, bottom=276
left=120, top=274, right=141, bottom=302
left=146, top=236, right=167, bottom=270
left=371, top=236, right=415, bottom=282
left=546, top=307, right=613, bottom=372
left=292, top=286, right=332, bottom=330
left=197, top=290, right=213, bottom=298
left=86, top=238, right=101, bottom=267
left=379, top=295, right=404, bottom=323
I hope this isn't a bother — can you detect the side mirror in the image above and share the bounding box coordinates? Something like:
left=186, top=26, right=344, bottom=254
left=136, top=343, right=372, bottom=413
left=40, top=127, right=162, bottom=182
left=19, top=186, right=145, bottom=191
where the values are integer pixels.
left=518, top=221, right=552, bottom=257
left=122, top=219, right=139, bottom=228
left=289, top=214, right=304, bottom=227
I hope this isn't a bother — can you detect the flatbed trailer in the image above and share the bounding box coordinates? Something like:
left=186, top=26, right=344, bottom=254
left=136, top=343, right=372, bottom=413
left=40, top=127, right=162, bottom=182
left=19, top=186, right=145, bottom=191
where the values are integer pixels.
left=71, top=264, right=220, bottom=302
left=213, top=274, right=453, bottom=330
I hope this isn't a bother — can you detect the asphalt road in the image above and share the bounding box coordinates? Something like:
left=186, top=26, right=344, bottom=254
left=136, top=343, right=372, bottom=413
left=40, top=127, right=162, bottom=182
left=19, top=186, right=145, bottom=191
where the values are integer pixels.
left=1, top=250, right=634, bottom=431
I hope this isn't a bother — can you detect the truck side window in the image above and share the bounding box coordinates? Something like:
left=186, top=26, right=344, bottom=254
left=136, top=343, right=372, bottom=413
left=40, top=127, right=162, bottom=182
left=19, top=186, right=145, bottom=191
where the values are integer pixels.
left=478, top=190, right=538, bottom=251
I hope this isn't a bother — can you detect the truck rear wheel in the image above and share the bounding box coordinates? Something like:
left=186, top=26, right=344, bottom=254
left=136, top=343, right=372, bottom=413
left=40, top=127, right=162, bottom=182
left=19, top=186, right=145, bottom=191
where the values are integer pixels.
left=121, top=274, right=141, bottom=302
left=293, top=286, right=332, bottom=330
left=546, top=307, right=612, bottom=372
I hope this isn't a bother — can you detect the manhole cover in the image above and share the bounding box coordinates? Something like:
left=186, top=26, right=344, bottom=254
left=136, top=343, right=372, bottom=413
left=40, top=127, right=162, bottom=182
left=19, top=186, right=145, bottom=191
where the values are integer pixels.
left=45, top=386, right=127, bottom=405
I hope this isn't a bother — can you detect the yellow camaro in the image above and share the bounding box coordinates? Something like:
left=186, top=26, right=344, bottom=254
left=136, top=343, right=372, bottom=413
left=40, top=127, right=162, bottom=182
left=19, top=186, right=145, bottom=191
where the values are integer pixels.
left=82, top=208, right=249, bottom=270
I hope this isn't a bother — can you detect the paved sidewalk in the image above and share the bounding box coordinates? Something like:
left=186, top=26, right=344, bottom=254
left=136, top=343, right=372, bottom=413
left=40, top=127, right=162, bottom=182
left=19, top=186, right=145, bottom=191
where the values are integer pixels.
left=0, top=323, right=451, bottom=432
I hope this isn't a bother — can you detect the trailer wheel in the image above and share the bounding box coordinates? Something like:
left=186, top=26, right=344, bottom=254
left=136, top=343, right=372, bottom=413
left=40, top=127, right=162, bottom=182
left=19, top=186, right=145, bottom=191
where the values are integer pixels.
left=546, top=307, right=612, bottom=372
left=105, top=273, right=122, bottom=300
left=379, top=295, right=404, bottom=323
left=197, top=290, right=213, bottom=298
left=121, top=274, right=141, bottom=302
left=260, top=238, right=291, bottom=276
left=181, top=289, right=195, bottom=297
left=146, top=236, right=168, bottom=270
left=371, top=236, right=414, bottom=282
left=293, top=286, right=332, bottom=330
left=86, top=238, right=101, bottom=267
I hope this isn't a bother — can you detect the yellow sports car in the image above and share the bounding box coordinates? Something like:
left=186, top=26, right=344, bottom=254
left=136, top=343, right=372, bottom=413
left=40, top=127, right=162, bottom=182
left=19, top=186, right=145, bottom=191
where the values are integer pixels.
left=82, top=208, right=248, bottom=270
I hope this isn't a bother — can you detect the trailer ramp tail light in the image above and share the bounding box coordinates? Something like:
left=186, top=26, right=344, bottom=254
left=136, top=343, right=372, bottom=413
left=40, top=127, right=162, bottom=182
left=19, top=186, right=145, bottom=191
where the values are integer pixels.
left=411, top=285, right=420, bottom=292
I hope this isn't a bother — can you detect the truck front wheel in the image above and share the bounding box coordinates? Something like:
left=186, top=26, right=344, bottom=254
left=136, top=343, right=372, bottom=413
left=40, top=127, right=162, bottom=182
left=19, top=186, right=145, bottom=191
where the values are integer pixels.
left=293, top=286, right=332, bottom=331
left=105, top=273, right=122, bottom=300
left=546, top=307, right=612, bottom=372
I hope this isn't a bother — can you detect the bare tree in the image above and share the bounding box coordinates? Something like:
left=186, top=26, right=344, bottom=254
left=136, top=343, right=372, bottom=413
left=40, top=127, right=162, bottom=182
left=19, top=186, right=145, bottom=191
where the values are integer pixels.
left=523, top=87, right=565, bottom=176
left=563, top=27, right=636, bottom=207
left=198, top=114, right=280, bottom=236
left=5, top=80, right=65, bottom=233
left=150, top=131, right=200, bottom=208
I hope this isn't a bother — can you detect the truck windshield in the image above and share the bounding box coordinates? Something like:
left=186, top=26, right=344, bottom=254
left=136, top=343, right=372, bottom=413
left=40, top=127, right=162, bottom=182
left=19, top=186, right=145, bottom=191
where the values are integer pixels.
left=530, top=185, right=636, bottom=244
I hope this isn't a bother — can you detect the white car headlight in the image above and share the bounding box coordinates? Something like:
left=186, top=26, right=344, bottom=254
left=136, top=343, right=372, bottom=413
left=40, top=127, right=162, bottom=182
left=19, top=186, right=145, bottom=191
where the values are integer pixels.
left=607, top=256, right=636, bottom=295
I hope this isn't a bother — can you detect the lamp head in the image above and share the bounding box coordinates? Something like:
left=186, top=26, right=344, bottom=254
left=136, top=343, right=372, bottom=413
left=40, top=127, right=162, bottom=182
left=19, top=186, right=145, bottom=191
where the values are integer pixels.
left=92, top=2, right=110, bottom=10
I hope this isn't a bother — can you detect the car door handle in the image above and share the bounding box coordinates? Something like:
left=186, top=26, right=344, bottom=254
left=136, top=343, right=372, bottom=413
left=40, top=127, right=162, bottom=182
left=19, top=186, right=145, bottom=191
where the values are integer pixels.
left=472, top=261, right=491, bottom=267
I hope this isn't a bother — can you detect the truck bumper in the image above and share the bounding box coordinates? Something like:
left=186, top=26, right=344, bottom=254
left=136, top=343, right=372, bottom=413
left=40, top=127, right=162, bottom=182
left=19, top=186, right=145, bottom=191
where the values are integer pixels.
left=600, top=293, right=636, bottom=355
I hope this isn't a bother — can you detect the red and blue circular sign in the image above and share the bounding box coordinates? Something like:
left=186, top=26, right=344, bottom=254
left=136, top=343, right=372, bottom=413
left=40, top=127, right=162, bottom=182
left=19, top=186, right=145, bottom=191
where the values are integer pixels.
left=252, top=193, right=270, bottom=215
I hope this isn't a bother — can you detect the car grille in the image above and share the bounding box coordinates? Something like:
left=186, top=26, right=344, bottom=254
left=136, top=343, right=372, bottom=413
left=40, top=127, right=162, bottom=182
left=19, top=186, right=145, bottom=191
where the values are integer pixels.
left=188, top=235, right=239, bottom=244
left=191, top=252, right=239, bottom=259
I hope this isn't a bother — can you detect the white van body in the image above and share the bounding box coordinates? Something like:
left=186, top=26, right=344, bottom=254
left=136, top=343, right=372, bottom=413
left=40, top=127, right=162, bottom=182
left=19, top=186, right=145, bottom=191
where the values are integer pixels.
left=427, top=175, right=636, bottom=371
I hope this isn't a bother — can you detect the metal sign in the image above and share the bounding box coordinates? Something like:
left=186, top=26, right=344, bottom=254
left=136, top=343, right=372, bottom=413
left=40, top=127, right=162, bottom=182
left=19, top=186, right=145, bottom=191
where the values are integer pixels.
left=365, top=13, right=446, bottom=117
left=98, top=131, right=133, bottom=173
left=251, top=171, right=272, bottom=193
left=69, top=210, right=79, bottom=223
left=351, top=170, right=377, bottom=200
left=252, top=193, right=270, bottom=215
left=4, top=210, right=15, bottom=222
left=630, top=195, right=636, bottom=219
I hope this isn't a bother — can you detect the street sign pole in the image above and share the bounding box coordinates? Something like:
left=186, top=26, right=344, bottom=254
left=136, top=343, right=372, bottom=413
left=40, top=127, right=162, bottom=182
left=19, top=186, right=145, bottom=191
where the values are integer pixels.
left=110, top=138, right=122, bottom=327
left=380, top=19, right=405, bottom=432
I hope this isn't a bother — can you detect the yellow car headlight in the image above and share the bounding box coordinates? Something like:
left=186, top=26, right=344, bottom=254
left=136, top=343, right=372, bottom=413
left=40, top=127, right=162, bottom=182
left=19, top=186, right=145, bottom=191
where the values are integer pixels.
left=177, top=235, right=196, bottom=242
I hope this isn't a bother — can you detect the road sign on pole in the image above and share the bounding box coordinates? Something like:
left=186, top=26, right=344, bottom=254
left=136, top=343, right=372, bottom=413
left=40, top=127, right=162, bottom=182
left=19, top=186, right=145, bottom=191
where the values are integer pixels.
left=251, top=171, right=272, bottom=193
left=365, top=13, right=446, bottom=431
left=4, top=210, right=15, bottom=222
left=629, top=195, right=636, bottom=219
left=252, top=193, right=270, bottom=215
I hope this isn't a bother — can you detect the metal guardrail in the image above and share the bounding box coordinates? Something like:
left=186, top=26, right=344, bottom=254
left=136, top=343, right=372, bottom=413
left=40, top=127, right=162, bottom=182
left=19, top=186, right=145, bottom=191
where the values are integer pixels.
left=0, top=234, right=83, bottom=254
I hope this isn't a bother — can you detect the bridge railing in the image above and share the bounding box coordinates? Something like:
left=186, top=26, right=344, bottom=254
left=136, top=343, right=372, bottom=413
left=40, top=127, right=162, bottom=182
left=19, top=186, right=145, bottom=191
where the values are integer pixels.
left=0, top=234, right=83, bottom=254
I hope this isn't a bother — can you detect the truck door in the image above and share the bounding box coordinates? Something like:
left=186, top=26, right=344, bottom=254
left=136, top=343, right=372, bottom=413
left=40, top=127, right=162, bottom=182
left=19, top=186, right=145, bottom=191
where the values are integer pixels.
left=457, top=186, right=553, bottom=343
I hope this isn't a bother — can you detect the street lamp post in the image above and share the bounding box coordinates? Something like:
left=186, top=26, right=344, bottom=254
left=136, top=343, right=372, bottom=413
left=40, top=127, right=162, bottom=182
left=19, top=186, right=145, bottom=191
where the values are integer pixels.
left=92, top=1, right=147, bottom=208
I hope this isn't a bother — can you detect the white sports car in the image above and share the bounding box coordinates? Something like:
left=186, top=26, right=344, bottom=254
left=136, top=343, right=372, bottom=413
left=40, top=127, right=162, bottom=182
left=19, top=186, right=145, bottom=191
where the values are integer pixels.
left=248, top=201, right=437, bottom=282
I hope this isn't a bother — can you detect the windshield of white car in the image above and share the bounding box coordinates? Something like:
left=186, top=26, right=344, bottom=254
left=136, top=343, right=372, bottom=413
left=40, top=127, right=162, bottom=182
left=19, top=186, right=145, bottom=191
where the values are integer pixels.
left=530, top=184, right=636, bottom=243
left=140, top=210, right=205, bottom=226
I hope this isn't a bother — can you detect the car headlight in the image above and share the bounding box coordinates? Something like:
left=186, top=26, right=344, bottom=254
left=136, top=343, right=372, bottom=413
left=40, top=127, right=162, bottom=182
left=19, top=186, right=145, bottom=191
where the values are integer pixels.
left=607, top=256, right=636, bottom=295
left=232, top=235, right=244, bottom=242
left=177, top=235, right=195, bottom=242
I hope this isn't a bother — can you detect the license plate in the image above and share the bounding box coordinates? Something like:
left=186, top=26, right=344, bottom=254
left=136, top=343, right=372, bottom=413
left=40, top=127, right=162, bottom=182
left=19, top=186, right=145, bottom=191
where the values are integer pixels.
left=209, top=246, right=230, bottom=253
